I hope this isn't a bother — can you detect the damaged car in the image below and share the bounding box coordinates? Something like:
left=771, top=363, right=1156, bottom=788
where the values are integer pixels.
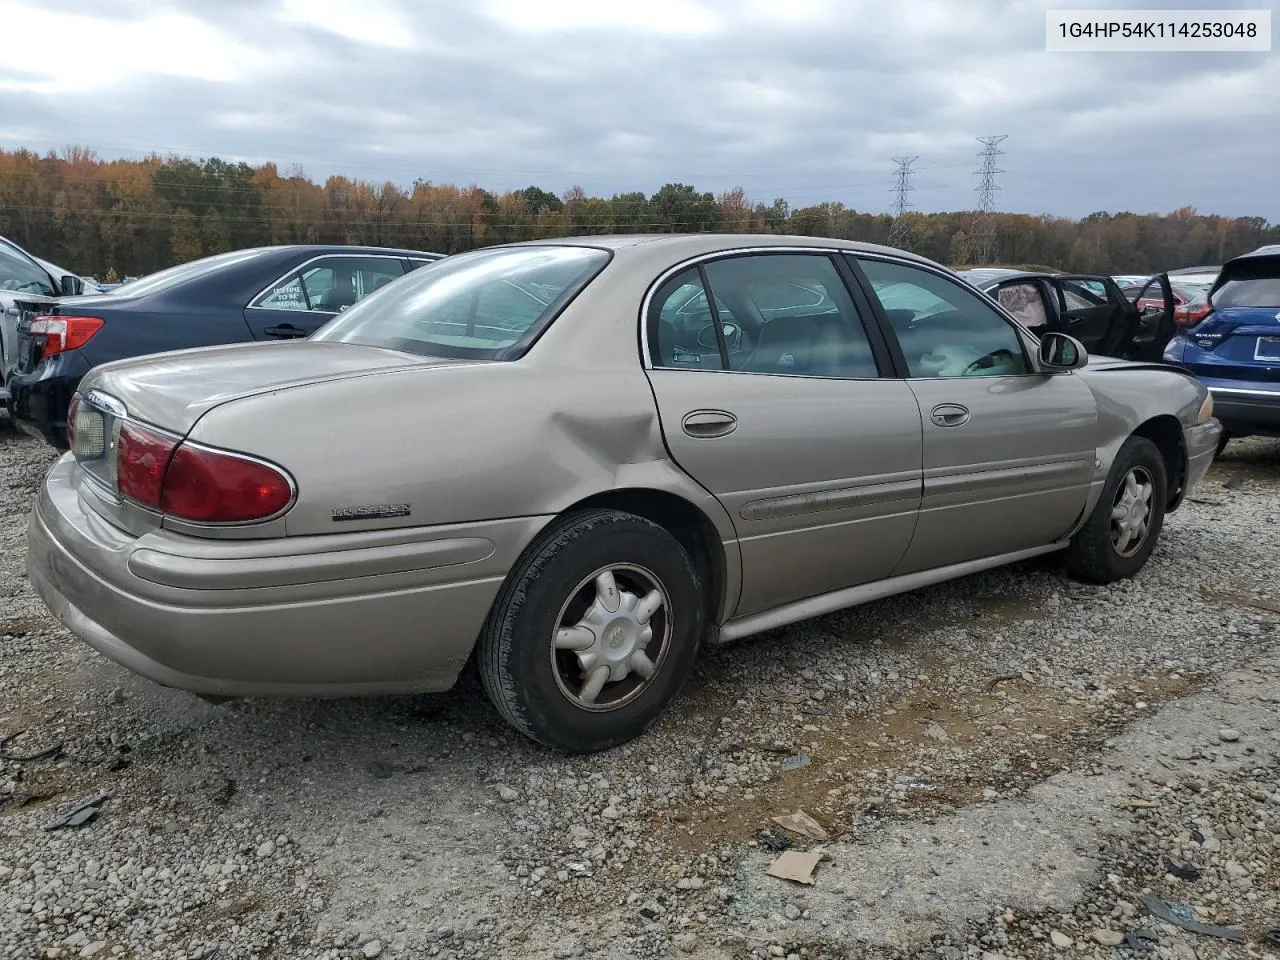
left=27, top=235, right=1221, bottom=752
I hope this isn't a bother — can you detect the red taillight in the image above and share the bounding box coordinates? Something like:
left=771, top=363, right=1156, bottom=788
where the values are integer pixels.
left=160, top=444, right=294, bottom=523
left=29, top=315, right=104, bottom=357
left=116, top=421, right=179, bottom=509
left=1175, top=299, right=1213, bottom=329
left=112, top=419, right=294, bottom=523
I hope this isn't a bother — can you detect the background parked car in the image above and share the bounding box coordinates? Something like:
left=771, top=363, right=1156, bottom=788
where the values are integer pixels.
left=1121, top=277, right=1215, bottom=326
left=959, top=268, right=1177, bottom=361
left=8, top=244, right=441, bottom=446
left=1, top=235, right=96, bottom=406
left=1163, top=247, right=1280, bottom=453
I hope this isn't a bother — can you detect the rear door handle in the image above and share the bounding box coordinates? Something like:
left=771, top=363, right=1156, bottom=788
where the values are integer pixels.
left=681, top=409, right=738, bottom=439
left=930, top=403, right=970, bottom=427
left=264, top=323, right=307, bottom=339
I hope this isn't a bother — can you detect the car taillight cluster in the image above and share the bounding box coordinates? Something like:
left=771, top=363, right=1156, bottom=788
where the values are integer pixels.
left=1174, top=299, right=1213, bottom=329
left=112, top=419, right=294, bottom=523
left=28, top=315, right=104, bottom=357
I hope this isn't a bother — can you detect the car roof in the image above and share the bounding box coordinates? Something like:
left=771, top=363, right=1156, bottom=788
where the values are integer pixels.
left=244, top=244, right=443, bottom=258
left=506, top=233, right=945, bottom=267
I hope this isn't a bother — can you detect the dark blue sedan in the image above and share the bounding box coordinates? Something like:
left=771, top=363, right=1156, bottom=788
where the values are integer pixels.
left=1162, top=246, right=1280, bottom=454
left=8, top=244, right=441, bottom=447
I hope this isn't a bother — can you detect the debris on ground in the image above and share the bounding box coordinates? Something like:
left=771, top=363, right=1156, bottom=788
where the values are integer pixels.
left=769, top=810, right=828, bottom=841
left=42, top=793, right=109, bottom=831
left=0, top=730, right=64, bottom=762
left=1138, top=893, right=1246, bottom=943
left=1161, top=856, right=1201, bottom=881
left=766, top=849, right=824, bottom=885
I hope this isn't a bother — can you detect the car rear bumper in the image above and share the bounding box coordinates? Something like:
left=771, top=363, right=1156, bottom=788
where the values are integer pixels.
left=1205, top=381, right=1280, bottom=436
left=7, top=351, right=88, bottom=448
left=27, top=455, right=551, bottom=697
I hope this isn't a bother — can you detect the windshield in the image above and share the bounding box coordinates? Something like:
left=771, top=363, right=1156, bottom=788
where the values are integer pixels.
left=0, top=238, right=56, bottom=296
left=111, top=248, right=269, bottom=298
left=312, top=245, right=611, bottom=360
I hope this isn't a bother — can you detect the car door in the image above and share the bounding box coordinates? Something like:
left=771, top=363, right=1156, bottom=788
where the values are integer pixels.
left=243, top=255, right=407, bottom=340
left=850, top=254, right=1098, bottom=575
left=1051, top=275, right=1137, bottom=356
left=1125, top=273, right=1178, bottom=361
left=643, top=251, right=923, bottom=619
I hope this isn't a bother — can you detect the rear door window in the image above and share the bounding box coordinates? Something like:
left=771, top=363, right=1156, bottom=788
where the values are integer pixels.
left=253, top=257, right=407, bottom=314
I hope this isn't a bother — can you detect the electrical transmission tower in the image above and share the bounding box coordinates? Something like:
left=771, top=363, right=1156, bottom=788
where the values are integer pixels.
left=887, top=156, right=918, bottom=250
left=969, top=135, right=1007, bottom=265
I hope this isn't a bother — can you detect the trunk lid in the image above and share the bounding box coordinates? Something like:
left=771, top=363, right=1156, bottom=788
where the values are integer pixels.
left=1183, top=306, right=1280, bottom=381
left=78, top=340, right=469, bottom=436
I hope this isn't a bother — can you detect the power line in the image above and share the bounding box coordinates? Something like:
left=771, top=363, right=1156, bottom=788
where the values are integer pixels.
left=969, top=135, right=1007, bottom=265
left=887, top=156, right=918, bottom=251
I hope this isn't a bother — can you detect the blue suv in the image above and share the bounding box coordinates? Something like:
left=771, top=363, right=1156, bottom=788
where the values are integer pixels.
left=1164, top=247, right=1280, bottom=455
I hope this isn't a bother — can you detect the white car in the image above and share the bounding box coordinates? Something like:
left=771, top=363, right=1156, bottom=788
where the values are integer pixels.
left=0, top=237, right=98, bottom=404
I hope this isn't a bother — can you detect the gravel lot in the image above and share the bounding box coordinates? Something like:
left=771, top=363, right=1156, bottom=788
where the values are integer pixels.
left=2, top=412, right=1279, bottom=960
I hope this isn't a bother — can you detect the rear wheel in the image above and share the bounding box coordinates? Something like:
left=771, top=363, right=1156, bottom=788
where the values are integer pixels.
left=1216, top=432, right=1231, bottom=458
left=477, top=509, right=704, bottom=753
left=1064, top=435, right=1168, bottom=584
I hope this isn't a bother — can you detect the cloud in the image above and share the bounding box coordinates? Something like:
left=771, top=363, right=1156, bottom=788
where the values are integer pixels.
left=0, top=0, right=1275, bottom=220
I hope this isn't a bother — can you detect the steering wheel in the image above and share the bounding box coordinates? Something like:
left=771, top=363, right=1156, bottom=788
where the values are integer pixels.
left=962, top=348, right=1017, bottom=376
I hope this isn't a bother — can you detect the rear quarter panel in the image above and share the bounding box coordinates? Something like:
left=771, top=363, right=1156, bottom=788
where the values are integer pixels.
left=78, top=301, right=255, bottom=367
left=181, top=359, right=738, bottom=544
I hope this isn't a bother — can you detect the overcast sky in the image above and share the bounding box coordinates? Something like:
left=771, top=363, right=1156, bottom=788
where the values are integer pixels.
left=1, top=0, right=1276, bottom=220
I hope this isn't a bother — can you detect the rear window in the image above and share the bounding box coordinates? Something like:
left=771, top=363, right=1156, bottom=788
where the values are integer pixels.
left=1213, top=261, right=1280, bottom=309
left=311, top=245, right=610, bottom=360
left=111, top=248, right=270, bottom=297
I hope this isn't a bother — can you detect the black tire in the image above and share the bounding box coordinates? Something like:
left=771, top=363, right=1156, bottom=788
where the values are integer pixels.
left=1216, top=432, right=1231, bottom=458
left=477, top=508, right=704, bottom=753
left=1064, top=435, right=1168, bottom=584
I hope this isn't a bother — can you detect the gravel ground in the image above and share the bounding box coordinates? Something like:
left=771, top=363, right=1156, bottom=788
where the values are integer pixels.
left=2, top=411, right=1278, bottom=960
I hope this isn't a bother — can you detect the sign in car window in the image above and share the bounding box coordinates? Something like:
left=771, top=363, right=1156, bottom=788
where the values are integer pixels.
left=258, top=275, right=308, bottom=310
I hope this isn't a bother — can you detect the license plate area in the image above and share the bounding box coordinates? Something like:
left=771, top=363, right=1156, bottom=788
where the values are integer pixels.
left=1255, top=337, right=1280, bottom=361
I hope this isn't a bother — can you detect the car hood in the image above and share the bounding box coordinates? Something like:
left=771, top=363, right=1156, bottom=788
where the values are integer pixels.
left=79, top=340, right=473, bottom=436
left=1080, top=355, right=1182, bottom=374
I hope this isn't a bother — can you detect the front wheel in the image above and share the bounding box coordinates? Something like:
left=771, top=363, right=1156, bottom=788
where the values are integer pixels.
left=1064, top=436, right=1168, bottom=584
left=477, top=509, right=704, bottom=753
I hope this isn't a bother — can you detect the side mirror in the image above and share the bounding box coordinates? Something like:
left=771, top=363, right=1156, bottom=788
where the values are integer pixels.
left=1038, top=332, right=1088, bottom=371
left=59, top=275, right=84, bottom=297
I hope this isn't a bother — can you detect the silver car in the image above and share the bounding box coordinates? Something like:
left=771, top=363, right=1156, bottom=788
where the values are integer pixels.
left=26, top=235, right=1222, bottom=752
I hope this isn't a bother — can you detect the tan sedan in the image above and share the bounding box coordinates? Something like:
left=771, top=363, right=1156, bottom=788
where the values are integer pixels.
left=27, top=235, right=1222, bottom=752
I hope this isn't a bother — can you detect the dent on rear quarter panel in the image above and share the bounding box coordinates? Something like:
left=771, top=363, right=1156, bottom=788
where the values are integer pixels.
left=182, top=358, right=714, bottom=538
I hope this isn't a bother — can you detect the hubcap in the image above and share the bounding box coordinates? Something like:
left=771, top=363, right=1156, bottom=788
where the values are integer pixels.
left=551, top=564, right=671, bottom=712
left=1109, top=466, right=1154, bottom=558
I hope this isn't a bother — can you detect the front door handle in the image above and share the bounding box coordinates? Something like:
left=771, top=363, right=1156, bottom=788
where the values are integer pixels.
left=930, top=403, right=970, bottom=427
left=682, top=409, right=738, bottom=439
left=264, top=323, right=307, bottom=339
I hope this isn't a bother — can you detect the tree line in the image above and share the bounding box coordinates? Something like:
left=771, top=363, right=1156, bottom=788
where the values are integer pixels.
left=1, top=147, right=1276, bottom=282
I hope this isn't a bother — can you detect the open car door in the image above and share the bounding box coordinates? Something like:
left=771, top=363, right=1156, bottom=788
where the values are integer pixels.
left=1048, top=275, right=1140, bottom=357
left=1125, top=273, right=1177, bottom=362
